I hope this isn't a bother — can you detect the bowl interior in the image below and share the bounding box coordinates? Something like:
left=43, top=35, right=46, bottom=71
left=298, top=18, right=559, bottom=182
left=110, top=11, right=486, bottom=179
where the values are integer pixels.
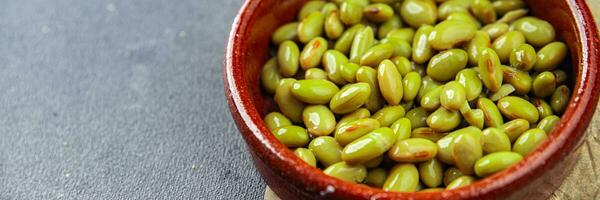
left=225, top=0, right=599, bottom=199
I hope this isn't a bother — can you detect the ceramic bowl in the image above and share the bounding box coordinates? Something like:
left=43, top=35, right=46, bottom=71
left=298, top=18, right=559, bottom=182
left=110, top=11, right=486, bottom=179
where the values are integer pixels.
left=224, top=0, right=600, bottom=199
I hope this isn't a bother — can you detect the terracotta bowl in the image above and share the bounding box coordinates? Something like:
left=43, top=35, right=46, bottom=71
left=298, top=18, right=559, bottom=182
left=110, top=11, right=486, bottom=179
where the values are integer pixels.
left=224, top=0, right=600, bottom=199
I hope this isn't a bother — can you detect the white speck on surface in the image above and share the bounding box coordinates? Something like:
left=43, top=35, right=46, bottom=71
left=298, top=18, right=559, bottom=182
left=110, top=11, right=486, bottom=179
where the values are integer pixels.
left=106, top=3, right=116, bottom=12
left=178, top=31, right=187, bottom=38
left=65, top=173, right=70, bottom=178
left=319, top=185, right=335, bottom=196
left=191, top=164, right=196, bottom=169
left=41, top=25, right=50, bottom=33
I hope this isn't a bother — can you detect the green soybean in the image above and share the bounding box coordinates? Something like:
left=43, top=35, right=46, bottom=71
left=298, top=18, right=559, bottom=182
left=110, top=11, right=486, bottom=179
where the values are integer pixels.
left=440, top=81, right=467, bottom=111
left=501, top=66, right=532, bottom=95
left=378, top=59, right=404, bottom=105
left=335, top=118, right=381, bottom=146
left=437, top=0, right=470, bottom=21
left=340, top=1, right=364, bottom=26
left=466, top=31, right=491, bottom=66
left=510, top=43, right=537, bottom=71
left=387, top=28, right=415, bottom=43
left=261, top=57, right=282, bottom=94
left=512, top=17, right=556, bottom=47
left=323, top=50, right=349, bottom=85
left=329, top=82, right=371, bottom=114
left=303, top=105, right=337, bottom=136
left=478, top=97, right=504, bottom=128
left=363, top=3, right=394, bottom=22
left=405, top=107, right=429, bottom=129
left=497, top=96, right=539, bottom=124
left=391, top=118, right=412, bottom=141
left=551, top=85, right=570, bottom=114
left=305, top=68, right=329, bottom=80
left=429, top=20, right=476, bottom=50
left=272, top=22, right=299, bottom=45
left=412, top=127, right=447, bottom=142
left=360, top=43, right=394, bottom=67
left=488, top=84, right=515, bottom=101
left=388, top=138, right=438, bottom=162
left=492, top=31, right=525, bottom=63
left=421, top=86, right=443, bottom=111
left=443, top=167, right=465, bottom=186
left=481, top=22, right=509, bottom=40
left=323, top=161, right=368, bottom=183
left=497, top=8, right=527, bottom=24
left=537, top=115, right=560, bottom=134
left=402, top=71, right=422, bottom=101
left=264, top=112, right=292, bottom=131
left=419, top=159, right=444, bottom=188
left=474, top=151, right=523, bottom=177
left=309, top=136, right=343, bottom=167
left=365, top=168, right=388, bottom=187
left=456, top=68, right=483, bottom=101
left=427, top=107, right=461, bottom=132
left=383, top=164, right=420, bottom=192
left=277, top=41, right=300, bottom=77
left=399, top=0, right=437, bottom=28
left=482, top=128, right=511, bottom=154
left=275, top=78, right=306, bottom=123
left=532, top=71, right=557, bottom=98
left=340, top=62, right=360, bottom=83
left=446, top=175, right=476, bottom=189
left=335, top=24, right=365, bottom=54
left=294, top=148, right=317, bottom=167
left=534, top=42, right=568, bottom=72
left=478, top=48, right=503, bottom=92
left=337, top=108, right=371, bottom=128
left=412, top=25, right=435, bottom=64
left=325, top=11, right=345, bottom=39
left=502, top=119, right=530, bottom=142
left=342, top=127, right=396, bottom=164
left=452, top=133, right=483, bottom=175
left=272, top=125, right=310, bottom=148
left=291, top=79, right=340, bottom=104
left=471, top=0, right=497, bottom=24
left=350, top=26, right=375, bottom=63
left=512, top=128, right=547, bottom=156
left=298, top=12, right=324, bottom=43
left=493, top=0, right=525, bottom=16
left=298, top=1, right=326, bottom=20
left=427, top=49, right=468, bottom=82
left=372, top=105, right=406, bottom=127
left=356, top=66, right=385, bottom=112
left=532, top=98, right=553, bottom=119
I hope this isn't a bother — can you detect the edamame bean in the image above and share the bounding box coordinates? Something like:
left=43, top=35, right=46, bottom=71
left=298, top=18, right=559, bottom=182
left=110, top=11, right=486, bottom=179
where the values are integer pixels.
left=330, top=82, right=371, bottom=114
left=493, top=0, right=525, bottom=16
left=405, top=107, right=429, bottom=129
left=335, top=118, right=381, bottom=146
left=482, top=128, right=511, bottom=153
left=551, top=85, right=570, bottom=114
left=387, top=28, right=415, bottom=43
left=264, top=112, right=292, bottom=131
left=378, top=59, right=404, bottom=105
left=437, top=126, right=483, bottom=164
left=510, top=43, right=536, bottom=71
left=325, top=11, right=345, bottom=39
left=456, top=68, right=483, bottom=101
left=440, top=81, right=467, bottom=111
left=537, top=115, right=560, bottom=133
left=474, top=151, right=523, bottom=177
left=466, top=31, right=491, bottom=66
left=553, top=69, right=568, bottom=85
left=419, top=159, right=444, bottom=188
left=452, top=133, right=483, bottom=175
left=356, top=66, right=385, bottom=112
left=300, top=37, right=328, bottom=70
left=478, top=97, right=504, bottom=128
left=342, top=127, right=396, bottom=164
left=437, top=0, right=470, bottom=21
left=291, top=79, right=340, bottom=104
left=512, top=17, right=556, bottom=47
left=532, top=71, right=556, bottom=98
left=497, top=8, right=527, bottom=24
left=381, top=38, right=412, bottom=58
left=273, top=125, right=310, bottom=148
left=429, top=20, right=476, bottom=50
left=360, top=43, right=394, bottom=67
left=389, top=138, right=438, bottom=162
left=502, top=119, right=530, bottom=142
left=340, top=1, right=364, bottom=26
left=298, top=12, right=324, bottom=43
left=323, top=161, right=367, bottom=183
left=402, top=72, right=421, bottom=101
left=335, top=24, right=365, bottom=54
left=278, top=41, right=300, bottom=77
left=462, top=108, right=485, bottom=129
left=412, top=25, right=435, bottom=64
left=340, top=62, right=360, bottom=83
left=350, top=27, right=375, bottom=63
left=363, top=3, right=394, bottom=22
left=378, top=15, right=403, bottom=39
left=261, top=58, right=281, bottom=94
left=478, top=48, right=503, bottom=92
left=309, top=136, right=343, bottom=167
left=443, top=167, right=464, bottom=186
left=337, top=108, right=371, bottom=128
left=272, top=22, right=299, bottom=45
left=412, top=127, right=447, bottom=142
left=427, top=49, right=468, bottom=82
left=489, top=84, right=515, bottom=101
left=534, top=42, right=568, bottom=72
left=305, top=68, right=329, bottom=80
left=399, top=0, right=437, bottom=28
left=323, top=50, right=349, bottom=85
left=298, top=1, right=326, bottom=20
left=446, top=12, right=482, bottom=29
left=532, top=98, right=553, bottom=119
left=294, top=148, right=317, bottom=167
left=275, top=78, right=306, bottom=123
left=512, top=128, right=547, bottom=156
left=501, top=65, right=532, bottom=95
left=421, top=86, right=443, bottom=111
left=391, top=118, right=412, bottom=141
left=471, top=0, right=497, bottom=24
left=492, top=31, right=526, bottom=63
left=383, top=164, right=420, bottom=192
left=372, top=105, right=406, bottom=127
left=428, top=107, right=461, bottom=132
left=446, top=176, right=476, bottom=189
left=365, top=168, right=388, bottom=187
left=497, top=96, right=539, bottom=124
left=303, top=105, right=337, bottom=136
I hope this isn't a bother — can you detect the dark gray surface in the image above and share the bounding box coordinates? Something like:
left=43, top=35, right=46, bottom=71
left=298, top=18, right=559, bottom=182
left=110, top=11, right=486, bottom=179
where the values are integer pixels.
left=0, top=0, right=265, bottom=199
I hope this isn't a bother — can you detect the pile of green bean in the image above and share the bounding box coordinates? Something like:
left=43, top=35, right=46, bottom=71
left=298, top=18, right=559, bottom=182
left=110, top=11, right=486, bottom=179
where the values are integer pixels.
left=260, top=0, right=571, bottom=192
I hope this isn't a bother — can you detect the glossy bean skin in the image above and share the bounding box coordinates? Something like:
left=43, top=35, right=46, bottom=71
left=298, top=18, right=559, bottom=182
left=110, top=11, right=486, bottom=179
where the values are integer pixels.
left=512, top=128, right=547, bottom=156
left=365, top=168, right=388, bottom=187
left=356, top=66, right=385, bottom=112
left=412, top=25, right=435, bottom=64
left=388, top=138, right=438, bottom=162
left=551, top=85, right=571, bottom=114
left=363, top=3, right=394, bottom=23
left=264, top=112, right=292, bottom=131
left=273, top=125, right=310, bottom=148
left=466, top=31, right=491, bottom=66
left=510, top=43, right=536, bottom=71
left=372, top=105, right=406, bottom=127
left=309, top=136, right=343, bottom=167
left=387, top=28, right=415, bottom=43
left=340, top=62, right=360, bottom=83
left=471, top=0, right=497, bottom=24
left=478, top=97, right=504, bottom=128
left=493, top=0, right=525, bottom=16
left=440, top=81, right=467, bottom=111
left=323, top=50, right=349, bottom=85
left=300, top=37, right=329, bottom=70
left=478, top=48, right=503, bottom=92
left=294, top=148, right=317, bottom=167
left=405, top=107, right=430, bottom=129
left=497, top=8, right=527, bottom=24
left=360, top=43, right=394, bottom=67
left=378, top=59, right=404, bottom=105
left=350, top=27, right=375, bottom=63
left=340, top=1, right=364, bottom=26
left=342, top=127, right=396, bottom=164
left=391, top=118, right=412, bottom=141
left=261, top=58, right=281, bottom=94
left=502, top=119, right=530, bottom=142
left=383, top=164, right=420, bottom=192
left=452, top=132, right=483, bottom=175
left=303, top=105, right=337, bottom=136
left=446, top=12, right=482, bottom=29
left=446, top=176, right=476, bottom=189
left=298, top=12, right=324, bottom=43
left=335, top=24, right=365, bottom=54
left=335, top=118, right=381, bottom=146
left=272, top=22, right=299, bottom=45
left=534, top=42, right=568, bottom=72
left=427, top=49, right=469, bottom=82
left=427, top=107, right=461, bottom=132
left=482, top=128, right=511, bottom=154
left=488, top=84, right=515, bottom=101
left=378, top=15, right=403, bottom=39
left=428, top=20, right=476, bottom=50
left=419, top=159, right=444, bottom=188
left=399, top=0, right=437, bottom=28
left=456, top=68, right=483, bottom=101
left=532, top=71, right=556, bottom=98
left=305, top=68, right=329, bottom=80
left=277, top=41, right=300, bottom=77
left=412, top=127, right=447, bottom=142
left=421, top=86, right=443, bottom=112
left=329, top=82, right=371, bottom=114
left=482, top=22, right=509, bottom=40
left=492, top=31, right=525, bottom=63
left=501, top=66, right=532, bottom=95
left=437, top=126, right=483, bottom=164
left=537, top=115, right=560, bottom=133
left=291, top=79, right=340, bottom=104
left=323, top=161, right=368, bottom=183
left=403, top=72, right=422, bottom=102
left=382, top=38, right=412, bottom=60
left=275, top=78, right=306, bottom=123
left=325, top=11, right=345, bottom=39
left=512, top=17, right=556, bottom=47
left=418, top=76, right=443, bottom=102
left=298, top=1, right=326, bottom=20
left=475, top=151, right=523, bottom=177
left=497, top=96, right=540, bottom=124
left=443, top=167, right=464, bottom=186
left=532, top=98, right=554, bottom=119
left=437, top=0, right=470, bottom=21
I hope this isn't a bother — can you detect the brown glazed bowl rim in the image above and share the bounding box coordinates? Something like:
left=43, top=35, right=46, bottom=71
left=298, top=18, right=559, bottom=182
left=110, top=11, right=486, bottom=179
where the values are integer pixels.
left=224, top=0, right=600, bottom=199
